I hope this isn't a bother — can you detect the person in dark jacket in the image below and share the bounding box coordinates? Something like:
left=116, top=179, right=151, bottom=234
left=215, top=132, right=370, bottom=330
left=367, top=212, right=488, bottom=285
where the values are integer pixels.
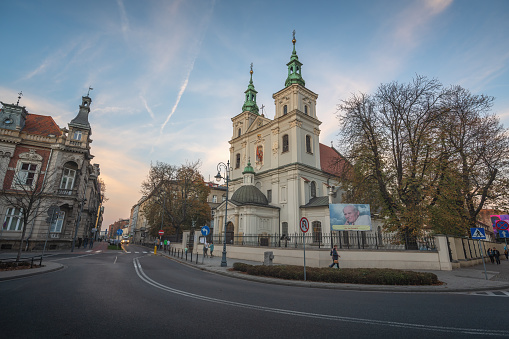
left=493, top=248, right=501, bottom=265
left=329, top=245, right=340, bottom=269
left=487, top=248, right=494, bottom=263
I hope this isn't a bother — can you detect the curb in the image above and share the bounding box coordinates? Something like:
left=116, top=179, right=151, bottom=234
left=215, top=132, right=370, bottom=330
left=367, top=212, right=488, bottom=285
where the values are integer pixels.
left=0, top=261, right=64, bottom=281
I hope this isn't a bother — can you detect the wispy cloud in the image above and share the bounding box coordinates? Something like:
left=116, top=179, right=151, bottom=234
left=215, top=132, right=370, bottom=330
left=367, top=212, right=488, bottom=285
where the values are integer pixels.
left=140, top=95, right=156, bottom=120
left=116, top=0, right=129, bottom=41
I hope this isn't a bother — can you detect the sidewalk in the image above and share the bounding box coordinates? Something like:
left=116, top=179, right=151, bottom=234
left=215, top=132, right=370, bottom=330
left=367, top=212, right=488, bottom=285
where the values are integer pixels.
left=2, top=243, right=509, bottom=292
left=157, top=249, right=509, bottom=293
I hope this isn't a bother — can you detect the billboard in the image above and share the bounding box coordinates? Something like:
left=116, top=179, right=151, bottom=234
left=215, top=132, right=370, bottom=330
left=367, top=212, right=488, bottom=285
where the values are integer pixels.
left=329, top=204, right=372, bottom=231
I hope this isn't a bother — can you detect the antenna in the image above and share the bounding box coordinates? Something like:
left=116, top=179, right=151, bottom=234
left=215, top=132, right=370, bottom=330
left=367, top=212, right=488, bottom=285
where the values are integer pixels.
left=87, top=86, right=94, bottom=97
left=16, top=91, right=23, bottom=106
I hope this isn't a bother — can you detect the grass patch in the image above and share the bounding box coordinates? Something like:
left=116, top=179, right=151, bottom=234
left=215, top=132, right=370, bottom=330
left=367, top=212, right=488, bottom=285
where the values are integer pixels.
left=107, top=245, right=123, bottom=250
left=232, top=263, right=439, bottom=285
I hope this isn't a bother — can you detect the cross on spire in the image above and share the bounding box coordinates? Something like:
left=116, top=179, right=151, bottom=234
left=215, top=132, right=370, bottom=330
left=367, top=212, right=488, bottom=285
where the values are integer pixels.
left=16, top=91, right=23, bottom=106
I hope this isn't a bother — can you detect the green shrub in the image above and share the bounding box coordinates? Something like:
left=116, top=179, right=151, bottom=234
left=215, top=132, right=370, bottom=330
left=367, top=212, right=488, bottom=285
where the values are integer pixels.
left=231, top=264, right=439, bottom=285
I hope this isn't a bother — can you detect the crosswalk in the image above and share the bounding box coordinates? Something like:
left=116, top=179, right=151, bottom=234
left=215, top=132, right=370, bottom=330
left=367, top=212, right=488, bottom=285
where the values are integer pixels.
left=85, top=250, right=102, bottom=253
left=124, top=251, right=149, bottom=254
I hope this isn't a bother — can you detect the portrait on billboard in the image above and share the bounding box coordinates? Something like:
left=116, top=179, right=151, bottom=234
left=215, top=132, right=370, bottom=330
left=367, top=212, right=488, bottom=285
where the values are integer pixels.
left=329, top=204, right=372, bottom=231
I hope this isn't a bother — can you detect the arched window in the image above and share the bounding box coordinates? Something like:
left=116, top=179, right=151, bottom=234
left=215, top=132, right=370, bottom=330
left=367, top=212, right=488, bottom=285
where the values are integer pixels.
left=235, top=153, right=241, bottom=169
left=60, top=161, right=78, bottom=191
left=50, top=210, right=66, bottom=233
left=304, top=105, right=308, bottom=115
left=311, top=181, right=316, bottom=198
left=238, top=128, right=241, bottom=137
left=306, top=135, right=312, bottom=153
left=283, top=105, right=288, bottom=115
left=312, top=221, right=322, bottom=243
left=282, top=134, right=289, bottom=153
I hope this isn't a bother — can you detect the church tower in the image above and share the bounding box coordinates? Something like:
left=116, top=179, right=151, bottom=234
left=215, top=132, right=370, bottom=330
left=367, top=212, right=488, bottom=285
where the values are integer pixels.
left=67, top=95, right=92, bottom=150
left=272, top=32, right=321, bottom=169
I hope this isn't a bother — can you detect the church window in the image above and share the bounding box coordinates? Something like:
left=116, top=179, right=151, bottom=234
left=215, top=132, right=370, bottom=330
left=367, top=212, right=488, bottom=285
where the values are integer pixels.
left=235, top=153, right=241, bottom=169
left=283, top=105, right=288, bottom=115
left=267, top=189, right=272, bottom=203
left=281, top=186, right=287, bottom=202
left=73, top=130, right=82, bottom=140
left=312, top=221, right=322, bottom=243
left=3, top=207, right=23, bottom=231
left=282, top=135, right=289, bottom=153
left=238, top=128, right=241, bottom=137
left=311, top=181, right=316, bottom=198
left=306, top=135, right=312, bottom=153
left=50, top=211, right=65, bottom=233
left=282, top=222, right=288, bottom=236
left=304, top=105, right=308, bottom=115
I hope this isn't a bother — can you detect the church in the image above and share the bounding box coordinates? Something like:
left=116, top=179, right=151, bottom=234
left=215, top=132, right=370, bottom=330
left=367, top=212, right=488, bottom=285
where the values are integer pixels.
left=213, top=35, right=345, bottom=244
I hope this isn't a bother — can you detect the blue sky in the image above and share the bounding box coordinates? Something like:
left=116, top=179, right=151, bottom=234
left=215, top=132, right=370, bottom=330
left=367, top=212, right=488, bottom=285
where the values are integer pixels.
left=1, top=0, right=508, bottom=229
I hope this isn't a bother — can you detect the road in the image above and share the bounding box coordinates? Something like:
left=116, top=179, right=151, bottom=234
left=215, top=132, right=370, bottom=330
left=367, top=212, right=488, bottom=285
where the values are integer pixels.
left=1, top=244, right=508, bottom=338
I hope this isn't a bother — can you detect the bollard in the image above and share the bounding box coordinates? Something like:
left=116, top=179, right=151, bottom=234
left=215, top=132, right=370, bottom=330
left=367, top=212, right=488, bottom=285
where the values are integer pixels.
left=154, top=246, right=157, bottom=255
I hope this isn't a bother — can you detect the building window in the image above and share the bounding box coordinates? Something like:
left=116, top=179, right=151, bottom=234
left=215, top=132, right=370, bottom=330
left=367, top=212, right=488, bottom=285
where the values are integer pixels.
left=238, top=128, right=241, bottom=137
left=235, top=153, right=241, bottom=169
left=282, top=134, right=289, bottom=153
left=60, top=163, right=78, bottom=190
left=73, top=130, right=82, bottom=140
left=304, top=105, right=308, bottom=115
left=267, top=189, right=272, bottom=203
left=16, top=163, right=38, bottom=186
left=283, top=105, right=288, bottom=115
left=212, top=195, right=217, bottom=203
left=312, top=221, right=322, bottom=243
left=50, top=211, right=65, bottom=233
left=311, top=181, right=316, bottom=198
left=282, top=222, right=288, bottom=236
left=4, top=207, right=23, bottom=231
left=306, top=135, right=312, bottom=153
left=222, top=194, right=226, bottom=202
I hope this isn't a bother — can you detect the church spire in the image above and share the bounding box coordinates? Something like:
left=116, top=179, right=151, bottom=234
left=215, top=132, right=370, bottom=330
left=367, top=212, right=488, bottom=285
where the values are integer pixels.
left=285, top=30, right=305, bottom=87
left=241, top=63, right=259, bottom=115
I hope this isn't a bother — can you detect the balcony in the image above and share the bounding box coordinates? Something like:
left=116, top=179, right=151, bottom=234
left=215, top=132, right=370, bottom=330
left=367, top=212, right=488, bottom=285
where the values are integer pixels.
left=57, top=189, right=73, bottom=196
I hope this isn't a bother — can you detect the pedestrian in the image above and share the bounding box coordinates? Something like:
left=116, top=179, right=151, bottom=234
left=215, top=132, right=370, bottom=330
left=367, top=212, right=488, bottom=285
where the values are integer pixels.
left=504, top=248, right=508, bottom=260
left=493, top=248, right=501, bottom=265
left=89, top=238, right=94, bottom=249
left=203, top=242, right=209, bottom=258
left=83, top=237, right=89, bottom=249
left=487, top=247, right=494, bottom=263
left=209, top=242, right=214, bottom=257
left=329, top=244, right=340, bottom=269
left=77, top=237, right=82, bottom=249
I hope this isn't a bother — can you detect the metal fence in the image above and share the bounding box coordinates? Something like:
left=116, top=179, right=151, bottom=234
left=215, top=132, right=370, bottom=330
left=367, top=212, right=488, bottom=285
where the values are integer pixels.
left=209, top=232, right=437, bottom=251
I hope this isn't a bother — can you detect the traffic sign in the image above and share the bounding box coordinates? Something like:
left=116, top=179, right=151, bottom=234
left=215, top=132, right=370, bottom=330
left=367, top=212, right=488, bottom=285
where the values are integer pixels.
left=300, top=217, right=309, bottom=233
left=471, top=228, right=486, bottom=239
left=116, top=229, right=123, bottom=236
left=158, top=230, right=164, bottom=236
left=495, top=220, right=509, bottom=231
left=201, top=226, right=210, bottom=236
left=499, top=230, right=509, bottom=238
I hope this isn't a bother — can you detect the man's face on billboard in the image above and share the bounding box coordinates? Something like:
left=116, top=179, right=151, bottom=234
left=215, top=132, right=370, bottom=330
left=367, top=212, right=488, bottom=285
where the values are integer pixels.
left=344, top=206, right=359, bottom=224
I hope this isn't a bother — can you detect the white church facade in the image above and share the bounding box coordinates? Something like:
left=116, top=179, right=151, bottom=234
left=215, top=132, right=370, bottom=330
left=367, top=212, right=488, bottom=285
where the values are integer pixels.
left=213, top=35, right=345, bottom=244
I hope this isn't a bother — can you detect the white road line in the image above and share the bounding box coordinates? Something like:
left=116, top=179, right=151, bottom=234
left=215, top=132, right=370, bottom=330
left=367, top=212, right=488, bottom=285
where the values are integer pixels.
left=132, top=258, right=509, bottom=337
left=114, top=256, right=118, bottom=264
left=125, top=252, right=131, bottom=253
left=135, top=252, right=140, bottom=253
left=143, top=251, right=147, bottom=254
left=95, top=250, right=102, bottom=253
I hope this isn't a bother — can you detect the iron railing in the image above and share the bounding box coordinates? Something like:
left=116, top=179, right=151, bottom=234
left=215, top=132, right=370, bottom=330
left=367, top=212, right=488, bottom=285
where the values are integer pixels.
left=208, top=232, right=437, bottom=251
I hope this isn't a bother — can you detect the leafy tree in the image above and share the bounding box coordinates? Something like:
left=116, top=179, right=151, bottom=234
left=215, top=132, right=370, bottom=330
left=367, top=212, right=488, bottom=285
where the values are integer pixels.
left=140, top=161, right=211, bottom=237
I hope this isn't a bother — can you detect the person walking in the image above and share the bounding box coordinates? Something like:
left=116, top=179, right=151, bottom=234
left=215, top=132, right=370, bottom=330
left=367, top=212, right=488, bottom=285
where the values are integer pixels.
left=493, top=248, right=501, bottom=265
left=83, top=237, right=89, bottom=249
left=329, top=244, right=340, bottom=269
left=504, top=248, right=508, bottom=260
left=77, top=237, right=83, bottom=249
left=209, top=242, right=214, bottom=257
left=89, top=237, right=94, bottom=249
left=203, top=242, right=209, bottom=258
left=487, top=247, right=494, bottom=263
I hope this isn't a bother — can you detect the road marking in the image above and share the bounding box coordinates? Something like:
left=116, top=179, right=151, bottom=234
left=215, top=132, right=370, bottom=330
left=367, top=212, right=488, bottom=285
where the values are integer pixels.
left=464, top=290, right=509, bottom=297
left=135, top=252, right=140, bottom=253
left=95, top=250, right=102, bottom=253
left=132, top=258, right=509, bottom=337
left=114, top=256, right=118, bottom=264
left=143, top=251, right=147, bottom=254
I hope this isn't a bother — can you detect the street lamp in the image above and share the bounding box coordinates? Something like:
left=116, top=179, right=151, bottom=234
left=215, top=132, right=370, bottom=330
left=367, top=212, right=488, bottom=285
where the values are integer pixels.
left=214, top=160, right=231, bottom=267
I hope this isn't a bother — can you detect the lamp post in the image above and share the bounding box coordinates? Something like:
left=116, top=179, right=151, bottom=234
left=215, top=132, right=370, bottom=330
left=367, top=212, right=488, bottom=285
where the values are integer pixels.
left=214, top=160, right=230, bottom=267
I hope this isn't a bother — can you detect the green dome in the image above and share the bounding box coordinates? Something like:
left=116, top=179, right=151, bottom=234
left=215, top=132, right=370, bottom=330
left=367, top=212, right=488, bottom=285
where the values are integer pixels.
left=231, top=185, right=268, bottom=205
left=243, top=161, right=255, bottom=174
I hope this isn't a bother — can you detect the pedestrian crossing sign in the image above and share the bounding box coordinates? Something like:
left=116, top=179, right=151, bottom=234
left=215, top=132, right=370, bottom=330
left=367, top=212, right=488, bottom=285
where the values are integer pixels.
left=470, top=228, right=486, bottom=239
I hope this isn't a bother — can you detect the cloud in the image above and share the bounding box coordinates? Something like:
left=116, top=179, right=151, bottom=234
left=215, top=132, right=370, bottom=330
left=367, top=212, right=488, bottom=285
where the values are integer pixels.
left=116, top=0, right=129, bottom=41
left=140, top=95, right=156, bottom=120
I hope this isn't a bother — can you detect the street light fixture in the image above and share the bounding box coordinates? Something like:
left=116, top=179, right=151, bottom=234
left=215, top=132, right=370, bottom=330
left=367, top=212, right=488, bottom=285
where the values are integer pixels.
left=215, top=160, right=230, bottom=267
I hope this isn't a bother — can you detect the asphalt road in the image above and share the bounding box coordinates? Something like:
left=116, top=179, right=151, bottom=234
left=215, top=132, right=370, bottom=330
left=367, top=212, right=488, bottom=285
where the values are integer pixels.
left=1, top=244, right=508, bottom=339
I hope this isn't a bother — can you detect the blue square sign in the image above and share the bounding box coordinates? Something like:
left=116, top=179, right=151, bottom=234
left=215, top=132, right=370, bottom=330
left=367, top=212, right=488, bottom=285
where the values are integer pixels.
left=498, top=230, right=509, bottom=238
left=470, top=228, right=486, bottom=239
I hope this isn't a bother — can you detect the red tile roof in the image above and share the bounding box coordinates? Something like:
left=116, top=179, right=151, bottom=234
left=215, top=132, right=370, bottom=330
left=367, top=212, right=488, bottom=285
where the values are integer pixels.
left=24, top=114, right=62, bottom=137
left=319, top=143, right=350, bottom=177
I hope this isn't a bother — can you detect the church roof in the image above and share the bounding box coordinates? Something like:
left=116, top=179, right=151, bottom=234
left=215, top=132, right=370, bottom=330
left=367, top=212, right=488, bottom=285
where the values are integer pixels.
left=230, top=185, right=269, bottom=206
left=24, top=114, right=62, bottom=137
left=319, top=143, right=349, bottom=177
left=301, top=196, right=329, bottom=208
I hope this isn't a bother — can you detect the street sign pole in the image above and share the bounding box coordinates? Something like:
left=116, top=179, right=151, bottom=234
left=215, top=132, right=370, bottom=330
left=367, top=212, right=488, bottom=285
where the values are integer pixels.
left=478, top=240, right=488, bottom=280
left=300, top=217, right=309, bottom=281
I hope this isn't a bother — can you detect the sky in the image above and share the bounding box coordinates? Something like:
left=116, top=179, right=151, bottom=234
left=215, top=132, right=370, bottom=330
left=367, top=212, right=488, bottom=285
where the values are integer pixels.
left=1, top=0, right=508, bottom=230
